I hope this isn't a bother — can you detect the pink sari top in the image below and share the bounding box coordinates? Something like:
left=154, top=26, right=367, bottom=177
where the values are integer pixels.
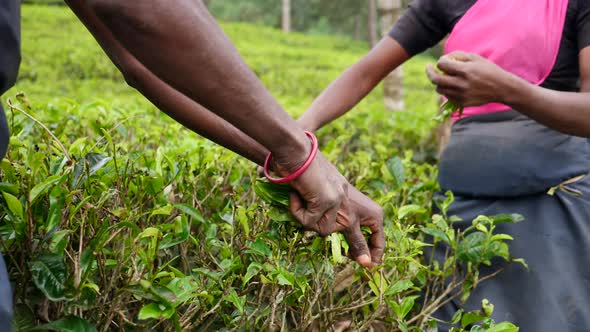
left=445, top=0, right=569, bottom=120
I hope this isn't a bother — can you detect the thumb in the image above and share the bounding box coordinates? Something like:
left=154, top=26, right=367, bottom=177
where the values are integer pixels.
left=445, top=51, right=473, bottom=62
left=344, top=225, right=371, bottom=268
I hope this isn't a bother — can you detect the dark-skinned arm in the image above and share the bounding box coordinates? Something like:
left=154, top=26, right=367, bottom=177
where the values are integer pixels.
left=298, top=37, right=409, bottom=132
left=427, top=49, right=590, bottom=137
left=81, top=0, right=308, bottom=167
left=65, top=0, right=267, bottom=164
left=66, top=0, right=351, bottom=235
left=64, top=0, right=385, bottom=266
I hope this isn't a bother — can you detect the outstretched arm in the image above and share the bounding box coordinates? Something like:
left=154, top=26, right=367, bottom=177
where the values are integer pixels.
left=78, top=0, right=309, bottom=166
left=64, top=0, right=385, bottom=266
left=298, top=37, right=409, bottom=132
left=65, top=0, right=267, bottom=164
left=65, top=0, right=350, bottom=236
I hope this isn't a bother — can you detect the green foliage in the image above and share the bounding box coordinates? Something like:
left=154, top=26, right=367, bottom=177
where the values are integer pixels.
left=34, top=316, right=97, bottom=332
left=1, top=5, right=520, bottom=332
left=434, top=100, right=464, bottom=123
left=207, top=0, right=371, bottom=40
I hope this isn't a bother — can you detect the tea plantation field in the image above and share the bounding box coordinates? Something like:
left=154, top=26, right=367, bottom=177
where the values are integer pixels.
left=0, top=5, right=519, bottom=332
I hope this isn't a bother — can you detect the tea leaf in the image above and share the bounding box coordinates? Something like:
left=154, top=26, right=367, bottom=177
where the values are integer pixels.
left=174, top=204, right=205, bottom=224
left=457, top=232, right=487, bottom=263
left=49, top=230, right=71, bottom=254
left=29, top=254, right=67, bottom=301
left=386, top=157, right=405, bottom=188
left=461, top=311, right=487, bottom=328
left=486, top=322, right=519, bottom=332
left=86, top=153, right=111, bottom=176
left=138, top=303, right=167, bottom=321
left=398, top=295, right=419, bottom=320
left=512, top=258, right=529, bottom=270
left=0, top=182, right=19, bottom=196
left=34, top=315, right=97, bottom=332
left=29, top=175, right=64, bottom=205
left=46, top=188, right=65, bottom=232
left=329, top=233, right=345, bottom=264
left=398, top=205, right=427, bottom=220
left=150, top=205, right=174, bottom=218
left=490, top=214, right=524, bottom=225
left=421, top=227, right=451, bottom=244
left=243, top=262, right=263, bottom=286
left=253, top=180, right=291, bottom=206
left=246, top=239, right=271, bottom=257
left=276, top=270, right=295, bottom=286
left=2, top=191, right=23, bottom=220
left=384, top=279, right=414, bottom=296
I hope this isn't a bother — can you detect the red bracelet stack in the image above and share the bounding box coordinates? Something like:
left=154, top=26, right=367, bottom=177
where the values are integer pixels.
left=263, top=131, right=318, bottom=184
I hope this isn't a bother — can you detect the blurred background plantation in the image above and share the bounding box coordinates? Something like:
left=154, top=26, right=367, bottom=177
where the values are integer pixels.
left=0, top=2, right=521, bottom=332
left=24, top=0, right=413, bottom=41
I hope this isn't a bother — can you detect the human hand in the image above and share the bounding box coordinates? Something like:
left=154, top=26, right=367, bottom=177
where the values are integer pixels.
left=283, top=157, right=384, bottom=267
left=275, top=152, right=348, bottom=236
left=426, top=51, right=512, bottom=107
left=339, top=186, right=385, bottom=267
left=266, top=137, right=384, bottom=267
left=288, top=182, right=384, bottom=268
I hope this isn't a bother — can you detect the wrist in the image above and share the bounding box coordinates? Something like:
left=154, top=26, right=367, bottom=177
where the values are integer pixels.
left=264, top=131, right=318, bottom=183
left=498, top=71, right=530, bottom=106
left=270, top=130, right=313, bottom=176
left=297, top=114, right=319, bottom=133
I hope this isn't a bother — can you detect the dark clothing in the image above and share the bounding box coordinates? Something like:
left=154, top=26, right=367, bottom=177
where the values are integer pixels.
left=438, top=111, right=590, bottom=198
left=0, top=0, right=20, bottom=157
left=389, top=1, right=590, bottom=330
left=436, top=112, right=590, bottom=331
left=0, top=0, right=20, bottom=94
left=389, top=0, right=590, bottom=92
left=0, top=0, right=20, bottom=330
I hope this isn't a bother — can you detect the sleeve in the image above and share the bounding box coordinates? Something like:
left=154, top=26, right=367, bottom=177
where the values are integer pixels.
left=577, top=0, right=590, bottom=51
left=0, top=0, right=21, bottom=95
left=388, top=0, right=449, bottom=56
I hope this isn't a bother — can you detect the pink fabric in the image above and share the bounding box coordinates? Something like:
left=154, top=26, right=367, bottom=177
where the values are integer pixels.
left=444, top=0, right=569, bottom=119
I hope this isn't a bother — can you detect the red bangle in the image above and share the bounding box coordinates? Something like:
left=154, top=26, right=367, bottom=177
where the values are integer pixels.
left=263, top=131, right=318, bottom=184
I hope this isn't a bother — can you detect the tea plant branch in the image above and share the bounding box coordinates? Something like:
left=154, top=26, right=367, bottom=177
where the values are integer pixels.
left=192, top=299, right=222, bottom=329
left=116, top=310, right=139, bottom=328
left=304, top=279, right=324, bottom=323
left=411, top=265, right=508, bottom=327
left=7, top=98, right=71, bottom=162
left=88, top=114, right=140, bottom=152
left=25, top=198, right=34, bottom=256
left=75, top=216, right=85, bottom=288
left=316, top=298, right=378, bottom=316
left=269, top=288, right=281, bottom=331
left=408, top=280, right=456, bottom=325
left=179, top=302, right=201, bottom=330
left=358, top=304, right=386, bottom=331
left=0, top=234, right=23, bottom=276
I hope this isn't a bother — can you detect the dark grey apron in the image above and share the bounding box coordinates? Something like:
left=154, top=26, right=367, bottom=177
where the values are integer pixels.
left=435, top=111, right=590, bottom=331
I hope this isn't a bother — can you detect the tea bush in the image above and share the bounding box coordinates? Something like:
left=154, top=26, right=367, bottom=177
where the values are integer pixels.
left=1, top=5, right=520, bottom=332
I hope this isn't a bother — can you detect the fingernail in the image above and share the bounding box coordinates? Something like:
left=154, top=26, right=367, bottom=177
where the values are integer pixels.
left=357, top=254, right=371, bottom=267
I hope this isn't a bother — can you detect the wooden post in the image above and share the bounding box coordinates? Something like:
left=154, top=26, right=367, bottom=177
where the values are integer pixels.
left=282, top=0, right=291, bottom=33
left=368, top=0, right=378, bottom=46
